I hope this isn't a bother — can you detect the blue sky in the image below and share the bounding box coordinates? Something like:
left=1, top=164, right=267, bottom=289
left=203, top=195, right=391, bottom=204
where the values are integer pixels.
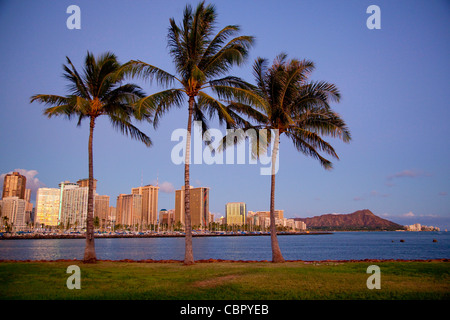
left=0, top=0, right=449, bottom=229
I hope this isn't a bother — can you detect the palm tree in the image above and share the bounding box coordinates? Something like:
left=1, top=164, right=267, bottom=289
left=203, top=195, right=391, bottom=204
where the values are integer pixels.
left=30, top=51, right=152, bottom=263
left=123, top=1, right=254, bottom=265
left=221, top=53, right=351, bottom=262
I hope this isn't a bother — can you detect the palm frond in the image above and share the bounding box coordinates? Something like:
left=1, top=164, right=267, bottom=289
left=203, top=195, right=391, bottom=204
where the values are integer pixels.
left=134, top=89, right=185, bottom=128
left=285, top=130, right=334, bottom=170
left=30, top=94, right=88, bottom=119
left=227, top=102, right=268, bottom=125
left=197, top=91, right=234, bottom=126
left=30, top=94, right=69, bottom=107
left=212, top=84, right=265, bottom=108
left=202, top=35, right=254, bottom=78
left=288, top=126, right=339, bottom=158
left=109, top=114, right=152, bottom=147
left=121, top=60, right=177, bottom=88
left=200, top=25, right=241, bottom=64
left=296, top=108, right=351, bottom=143
left=63, top=57, right=90, bottom=99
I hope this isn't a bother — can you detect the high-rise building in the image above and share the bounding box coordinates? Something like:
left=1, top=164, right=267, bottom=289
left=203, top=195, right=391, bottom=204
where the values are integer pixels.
left=94, top=195, right=110, bottom=229
left=174, top=187, right=186, bottom=226
left=131, top=185, right=159, bottom=227
left=175, top=186, right=209, bottom=229
left=116, top=194, right=142, bottom=228
left=58, top=181, right=79, bottom=222
left=0, top=196, right=27, bottom=231
left=247, top=210, right=285, bottom=229
left=255, top=210, right=284, bottom=219
left=35, top=188, right=61, bottom=227
left=60, top=184, right=88, bottom=230
left=225, top=202, right=246, bottom=226
left=2, top=172, right=27, bottom=199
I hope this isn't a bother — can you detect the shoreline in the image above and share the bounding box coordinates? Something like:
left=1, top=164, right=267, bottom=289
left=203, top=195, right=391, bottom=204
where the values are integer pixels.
left=0, top=258, right=448, bottom=263
left=0, top=231, right=332, bottom=240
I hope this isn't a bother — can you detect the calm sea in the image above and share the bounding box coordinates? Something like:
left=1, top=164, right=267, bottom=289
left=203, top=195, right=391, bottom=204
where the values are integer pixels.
left=0, top=232, right=449, bottom=261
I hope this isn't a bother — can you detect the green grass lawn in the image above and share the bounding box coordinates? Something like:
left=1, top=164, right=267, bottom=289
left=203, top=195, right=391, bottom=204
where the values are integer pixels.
left=0, top=260, right=448, bottom=300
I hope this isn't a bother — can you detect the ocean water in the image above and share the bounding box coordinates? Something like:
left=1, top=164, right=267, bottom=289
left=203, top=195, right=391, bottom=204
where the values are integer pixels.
left=0, top=231, right=448, bottom=261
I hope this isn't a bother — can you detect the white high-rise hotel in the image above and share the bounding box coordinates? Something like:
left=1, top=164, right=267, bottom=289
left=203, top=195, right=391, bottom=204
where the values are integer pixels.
left=0, top=197, right=27, bottom=230
left=60, top=182, right=88, bottom=229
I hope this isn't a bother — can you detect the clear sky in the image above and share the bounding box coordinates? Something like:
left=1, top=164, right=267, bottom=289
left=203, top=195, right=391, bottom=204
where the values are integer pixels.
left=0, top=0, right=449, bottom=229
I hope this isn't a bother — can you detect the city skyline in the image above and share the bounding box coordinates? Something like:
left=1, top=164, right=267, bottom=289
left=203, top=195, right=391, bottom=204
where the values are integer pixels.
left=0, top=171, right=442, bottom=232
left=0, top=1, right=449, bottom=230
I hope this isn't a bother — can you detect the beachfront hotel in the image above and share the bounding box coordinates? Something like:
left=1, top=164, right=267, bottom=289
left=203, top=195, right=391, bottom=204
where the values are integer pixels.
left=175, top=186, right=210, bottom=229
left=225, top=202, right=246, bottom=226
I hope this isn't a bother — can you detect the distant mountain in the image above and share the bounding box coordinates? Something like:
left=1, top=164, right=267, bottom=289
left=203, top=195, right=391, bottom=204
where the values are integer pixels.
left=294, top=209, right=405, bottom=231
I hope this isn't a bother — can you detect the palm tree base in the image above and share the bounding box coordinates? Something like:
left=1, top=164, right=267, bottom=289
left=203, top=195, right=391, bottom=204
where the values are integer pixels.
left=83, top=258, right=97, bottom=264
left=272, top=256, right=286, bottom=263
left=83, top=245, right=97, bottom=263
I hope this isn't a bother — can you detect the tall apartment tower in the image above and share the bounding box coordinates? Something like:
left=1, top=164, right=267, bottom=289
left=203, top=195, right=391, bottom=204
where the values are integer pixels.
left=60, top=183, right=88, bottom=230
left=131, top=185, right=159, bottom=227
left=35, top=188, right=61, bottom=227
left=94, top=195, right=110, bottom=229
left=175, top=186, right=209, bottom=229
left=116, top=193, right=142, bottom=227
left=2, top=172, right=27, bottom=199
left=0, top=196, right=27, bottom=231
left=58, top=181, right=78, bottom=221
left=225, top=202, right=247, bottom=226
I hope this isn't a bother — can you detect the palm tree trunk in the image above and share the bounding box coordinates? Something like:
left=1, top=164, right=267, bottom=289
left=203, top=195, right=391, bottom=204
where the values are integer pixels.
left=270, top=131, right=285, bottom=263
left=84, top=116, right=97, bottom=263
left=184, top=96, right=195, bottom=265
